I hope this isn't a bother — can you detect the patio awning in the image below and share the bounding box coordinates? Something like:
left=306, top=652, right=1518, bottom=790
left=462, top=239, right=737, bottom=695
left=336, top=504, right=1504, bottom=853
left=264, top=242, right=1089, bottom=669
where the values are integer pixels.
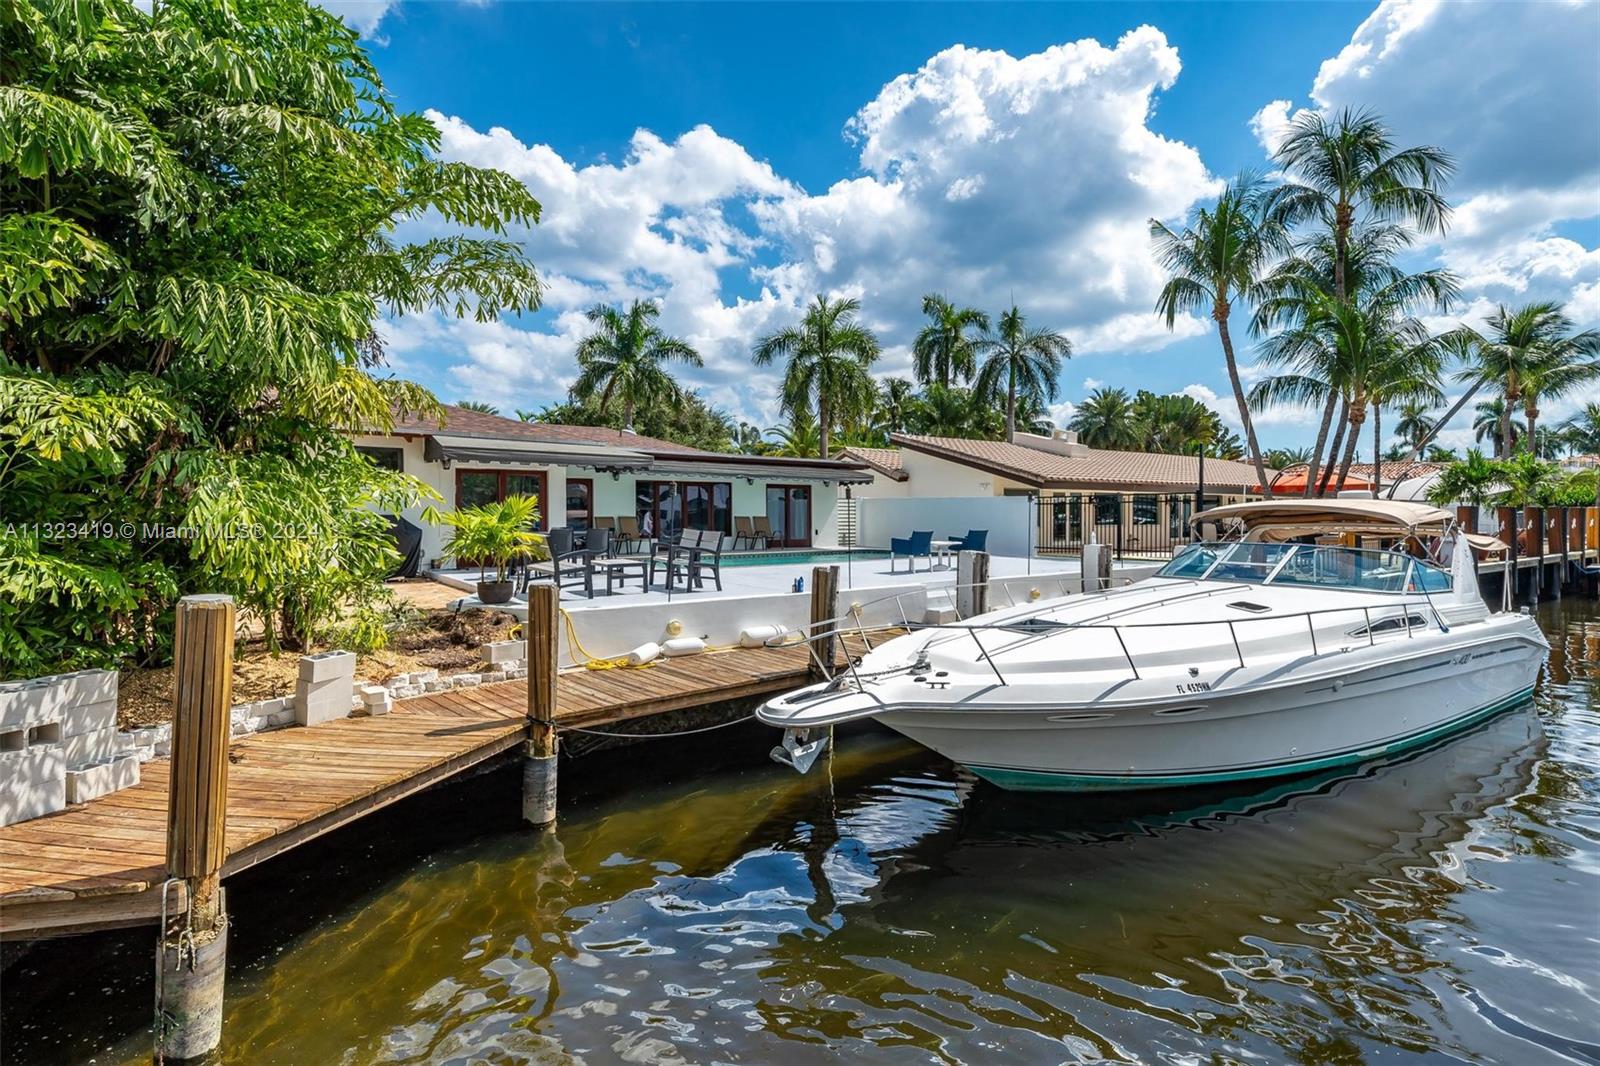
left=424, top=435, right=653, bottom=472
left=646, top=458, right=874, bottom=485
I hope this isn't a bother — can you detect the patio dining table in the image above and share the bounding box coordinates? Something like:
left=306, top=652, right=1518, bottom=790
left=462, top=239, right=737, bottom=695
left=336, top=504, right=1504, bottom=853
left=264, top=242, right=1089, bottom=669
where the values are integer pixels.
left=930, top=539, right=962, bottom=569
left=590, top=556, right=650, bottom=595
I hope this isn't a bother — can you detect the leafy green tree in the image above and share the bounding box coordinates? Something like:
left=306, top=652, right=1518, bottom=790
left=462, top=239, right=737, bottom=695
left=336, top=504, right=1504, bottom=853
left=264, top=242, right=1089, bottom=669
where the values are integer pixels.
left=1491, top=449, right=1562, bottom=508
left=905, top=385, right=992, bottom=438
left=1392, top=400, right=1436, bottom=451
left=972, top=305, right=1071, bottom=442
left=912, top=295, right=988, bottom=390
left=1559, top=402, right=1600, bottom=455
left=1131, top=390, right=1219, bottom=454
left=1425, top=448, right=1498, bottom=508
left=753, top=295, right=879, bottom=459
left=1473, top=397, right=1521, bottom=456
left=532, top=393, right=736, bottom=452
left=457, top=400, right=501, bottom=415
left=1151, top=172, right=1284, bottom=490
left=1068, top=387, right=1142, bottom=449
left=0, top=0, right=540, bottom=671
left=571, top=300, right=701, bottom=431
left=764, top=411, right=821, bottom=458
left=1264, top=446, right=1312, bottom=469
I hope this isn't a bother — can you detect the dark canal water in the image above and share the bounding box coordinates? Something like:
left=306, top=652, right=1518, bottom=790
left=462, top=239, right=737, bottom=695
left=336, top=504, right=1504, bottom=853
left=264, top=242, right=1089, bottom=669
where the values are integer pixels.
left=6, top=598, right=1600, bottom=1064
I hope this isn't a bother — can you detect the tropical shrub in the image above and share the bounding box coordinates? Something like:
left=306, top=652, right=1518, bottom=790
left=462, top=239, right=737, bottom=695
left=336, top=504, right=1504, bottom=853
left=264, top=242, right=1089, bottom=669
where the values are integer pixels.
left=0, top=0, right=541, bottom=675
left=1425, top=449, right=1499, bottom=508
left=426, top=496, right=544, bottom=583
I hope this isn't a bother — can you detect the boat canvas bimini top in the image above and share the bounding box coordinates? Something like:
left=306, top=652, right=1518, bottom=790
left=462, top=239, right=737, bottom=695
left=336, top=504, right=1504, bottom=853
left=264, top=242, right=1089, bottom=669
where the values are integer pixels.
left=757, top=499, right=1547, bottom=792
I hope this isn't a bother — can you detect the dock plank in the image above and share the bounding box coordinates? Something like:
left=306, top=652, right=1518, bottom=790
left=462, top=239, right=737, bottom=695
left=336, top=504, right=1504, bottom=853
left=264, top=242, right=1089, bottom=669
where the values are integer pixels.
left=0, top=639, right=857, bottom=939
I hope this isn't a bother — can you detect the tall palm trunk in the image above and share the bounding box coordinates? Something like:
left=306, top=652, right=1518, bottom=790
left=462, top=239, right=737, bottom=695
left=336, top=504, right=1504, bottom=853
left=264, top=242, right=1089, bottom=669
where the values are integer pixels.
left=818, top=394, right=831, bottom=460
left=1318, top=398, right=1350, bottom=497
left=1502, top=374, right=1518, bottom=456
left=1334, top=391, right=1366, bottom=498
left=1525, top=398, right=1539, bottom=455
left=1371, top=402, right=1382, bottom=499
left=1405, top=379, right=1483, bottom=463
left=1217, top=311, right=1268, bottom=493
left=1303, top=391, right=1339, bottom=498
left=1006, top=363, right=1017, bottom=443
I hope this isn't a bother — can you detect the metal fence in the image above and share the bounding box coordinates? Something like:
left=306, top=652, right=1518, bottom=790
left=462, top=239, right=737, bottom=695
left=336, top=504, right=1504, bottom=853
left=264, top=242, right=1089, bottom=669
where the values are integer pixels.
left=1035, top=493, right=1223, bottom=559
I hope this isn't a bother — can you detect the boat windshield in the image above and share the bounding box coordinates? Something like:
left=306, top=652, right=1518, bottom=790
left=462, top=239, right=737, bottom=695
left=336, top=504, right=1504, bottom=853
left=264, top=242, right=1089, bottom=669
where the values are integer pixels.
left=1156, top=541, right=1451, bottom=594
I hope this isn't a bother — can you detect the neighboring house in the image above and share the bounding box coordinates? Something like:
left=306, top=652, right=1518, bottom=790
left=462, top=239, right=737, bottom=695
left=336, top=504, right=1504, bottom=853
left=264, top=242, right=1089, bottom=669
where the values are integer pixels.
left=350, top=406, right=871, bottom=565
left=842, top=431, right=1269, bottom=553
left=1267, top=461, right=1447, bottom=498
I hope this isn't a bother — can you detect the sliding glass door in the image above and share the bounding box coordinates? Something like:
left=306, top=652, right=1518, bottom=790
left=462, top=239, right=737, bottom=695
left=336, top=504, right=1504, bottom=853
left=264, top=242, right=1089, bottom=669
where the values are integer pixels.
left=764, top=485, right=811, bottom=547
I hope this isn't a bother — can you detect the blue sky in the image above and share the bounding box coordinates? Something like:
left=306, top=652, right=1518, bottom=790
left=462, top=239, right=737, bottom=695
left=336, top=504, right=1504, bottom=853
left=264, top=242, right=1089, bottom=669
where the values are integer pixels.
left=337, top=1, right=1600, bottom=455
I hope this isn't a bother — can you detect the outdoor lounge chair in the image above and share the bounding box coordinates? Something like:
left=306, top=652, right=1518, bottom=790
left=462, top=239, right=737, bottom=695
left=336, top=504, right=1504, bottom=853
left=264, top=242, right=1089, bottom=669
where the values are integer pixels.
left=946, top=529, right=988, bottom=553
left=733, top=516, right=763, bottom=550
left=752, top=515, right=776, bottom=547
left=615, top=516, right=643, bottom=554
left=889, top=530, right=934, bottom=574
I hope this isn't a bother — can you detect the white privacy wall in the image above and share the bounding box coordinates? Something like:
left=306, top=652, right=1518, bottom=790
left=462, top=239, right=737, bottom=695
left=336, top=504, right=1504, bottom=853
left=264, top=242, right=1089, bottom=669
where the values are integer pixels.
left=857, top=496, right=1034, bottom=557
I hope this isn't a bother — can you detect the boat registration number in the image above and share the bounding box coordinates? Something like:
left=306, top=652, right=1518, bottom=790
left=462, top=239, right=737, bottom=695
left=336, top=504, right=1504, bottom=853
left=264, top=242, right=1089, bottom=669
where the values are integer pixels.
left=1176, top=681, right=1212, bottom=693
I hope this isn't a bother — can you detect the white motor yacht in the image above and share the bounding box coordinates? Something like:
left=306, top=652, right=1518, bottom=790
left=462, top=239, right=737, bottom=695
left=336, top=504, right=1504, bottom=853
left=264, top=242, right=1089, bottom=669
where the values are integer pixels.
left=758, top=500, right=1547, bottom=791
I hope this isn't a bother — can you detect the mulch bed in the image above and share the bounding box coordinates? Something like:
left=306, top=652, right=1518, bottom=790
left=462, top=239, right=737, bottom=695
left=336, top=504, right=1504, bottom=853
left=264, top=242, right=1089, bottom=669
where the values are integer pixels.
left=116, top=606, right=521, bottom=729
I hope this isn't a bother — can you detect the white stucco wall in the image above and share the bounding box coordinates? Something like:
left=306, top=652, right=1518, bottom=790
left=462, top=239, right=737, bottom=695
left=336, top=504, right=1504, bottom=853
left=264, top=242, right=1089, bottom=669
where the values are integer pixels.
left=848, top=470, right=912, bottom=499
left=857, top=496, right=1034, bottom=557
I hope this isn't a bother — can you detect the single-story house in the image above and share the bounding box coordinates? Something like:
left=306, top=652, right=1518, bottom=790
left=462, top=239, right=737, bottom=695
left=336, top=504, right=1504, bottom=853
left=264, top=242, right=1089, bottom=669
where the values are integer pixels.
left=837, top=431, right=1270, bottom=552
left=350, top=406, right=871, bottom=565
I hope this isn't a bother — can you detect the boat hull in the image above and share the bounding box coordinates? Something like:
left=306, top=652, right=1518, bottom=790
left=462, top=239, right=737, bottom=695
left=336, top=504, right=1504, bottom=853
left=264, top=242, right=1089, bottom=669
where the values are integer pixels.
left=875, top=637, right=1544, bottom=792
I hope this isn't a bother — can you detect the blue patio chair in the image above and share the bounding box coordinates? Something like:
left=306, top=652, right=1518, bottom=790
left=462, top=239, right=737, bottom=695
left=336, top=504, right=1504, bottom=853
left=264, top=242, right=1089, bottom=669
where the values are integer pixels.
left=948, top=529, right=988, bottom=553
left=889, top=530, right=934, bottom=574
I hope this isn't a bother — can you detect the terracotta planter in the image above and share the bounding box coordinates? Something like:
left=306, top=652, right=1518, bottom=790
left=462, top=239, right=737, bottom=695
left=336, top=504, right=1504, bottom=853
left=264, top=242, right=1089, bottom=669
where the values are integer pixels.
left=1522, top=507, right=1545, bottom=557
left=1455, top=506, right=1478, bottom=534
left=477, top=579, right=515, bottom=605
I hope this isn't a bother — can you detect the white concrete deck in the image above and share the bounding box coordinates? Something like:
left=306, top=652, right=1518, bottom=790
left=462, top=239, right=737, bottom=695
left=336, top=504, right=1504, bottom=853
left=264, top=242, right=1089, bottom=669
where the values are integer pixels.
left=428, top=552, right=1145, bottom=612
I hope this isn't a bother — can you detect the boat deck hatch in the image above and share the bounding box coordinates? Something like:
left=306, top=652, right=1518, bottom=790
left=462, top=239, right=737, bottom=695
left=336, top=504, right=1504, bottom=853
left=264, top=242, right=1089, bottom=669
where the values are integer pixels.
left=1227, top=601, right=1271, bottom=614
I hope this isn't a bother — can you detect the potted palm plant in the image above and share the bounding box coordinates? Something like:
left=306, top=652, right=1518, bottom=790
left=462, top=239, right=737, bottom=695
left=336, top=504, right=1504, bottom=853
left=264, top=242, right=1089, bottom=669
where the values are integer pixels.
left=1425, top=449, right=1497, bottom=534
left=425, top=495, right=543, bottom=604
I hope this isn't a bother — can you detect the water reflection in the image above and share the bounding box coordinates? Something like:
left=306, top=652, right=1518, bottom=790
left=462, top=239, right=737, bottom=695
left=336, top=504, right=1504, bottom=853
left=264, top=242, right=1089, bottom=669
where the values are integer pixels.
left=8, top=601, right=1600, bottom=1065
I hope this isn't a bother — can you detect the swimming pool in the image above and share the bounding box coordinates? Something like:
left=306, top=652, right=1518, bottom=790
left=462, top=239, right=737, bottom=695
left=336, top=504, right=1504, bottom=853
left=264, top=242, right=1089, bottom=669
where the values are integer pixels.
left=721, top=549, right=890, bottom=568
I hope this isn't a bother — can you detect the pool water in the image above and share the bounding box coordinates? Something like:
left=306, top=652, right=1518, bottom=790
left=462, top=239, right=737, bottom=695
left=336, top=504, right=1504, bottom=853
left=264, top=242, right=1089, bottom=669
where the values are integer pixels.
left=722, top=548, right=890, bottom=567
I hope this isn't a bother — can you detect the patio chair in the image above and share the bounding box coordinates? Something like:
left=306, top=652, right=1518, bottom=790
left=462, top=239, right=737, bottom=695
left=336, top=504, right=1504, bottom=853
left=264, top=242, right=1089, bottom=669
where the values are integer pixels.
left=889, top=530, right=934, bottom=574
left=683, top=528, right=726, bottom=591
left=947, top=529, right=988, bottom=553
left=615, top=515, right=642, bottom=554
left=543, top=527, right=594, bottom=599
left=733, top=516, right=760, bottom=550
left=648, top=530, right=685, bottom=588
left=752, top=515, right=776, bottom=548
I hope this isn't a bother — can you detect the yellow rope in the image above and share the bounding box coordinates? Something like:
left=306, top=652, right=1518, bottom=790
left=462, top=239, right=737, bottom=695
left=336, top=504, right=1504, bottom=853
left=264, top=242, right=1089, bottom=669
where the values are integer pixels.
left=558, top=608, right=650, bottom=670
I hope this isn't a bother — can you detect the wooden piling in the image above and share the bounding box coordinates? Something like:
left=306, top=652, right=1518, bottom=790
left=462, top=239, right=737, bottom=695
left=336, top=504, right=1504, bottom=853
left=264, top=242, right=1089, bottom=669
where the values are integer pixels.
left=809, top=565, right=840, bottom=681
left=158, top=593, right=235, bottom=1062
left=522, top=581, right=559, bottom=828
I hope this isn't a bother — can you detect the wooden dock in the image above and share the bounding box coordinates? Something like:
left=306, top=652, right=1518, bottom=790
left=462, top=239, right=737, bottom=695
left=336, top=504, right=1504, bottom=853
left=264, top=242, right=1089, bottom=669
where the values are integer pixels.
left=0, top=641, right=839, bottom=940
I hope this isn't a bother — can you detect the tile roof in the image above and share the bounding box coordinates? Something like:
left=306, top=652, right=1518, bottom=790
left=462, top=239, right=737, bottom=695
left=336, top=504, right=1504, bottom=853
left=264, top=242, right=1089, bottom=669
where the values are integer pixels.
left=891, top=433, right=1269, bottom=491
left=390, top=405, right=703, bottom=455
left=1275, top=460, right=1447, bottom=485
left=835, top=446, right=908, bottom=480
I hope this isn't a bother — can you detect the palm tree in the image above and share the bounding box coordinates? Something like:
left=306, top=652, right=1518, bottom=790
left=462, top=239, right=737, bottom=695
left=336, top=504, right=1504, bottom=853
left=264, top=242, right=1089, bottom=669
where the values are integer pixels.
left=456, top=400, right=500, bottom=415
left=1417, top=302, right=1600, bottom=461
left=912, top=295, right=989, bottom=389
left=1392, top=400, right=1436, bottom=451
left=1264, top=446, right=1312, bottom=469
left=905, top=385, right=989, bottom=438
left=1068, top=387, right=1142, bottom=449
left=971, top=306, right=1071, bottom=442
left=1559, top=402, right=1600, bottom=455
left=764, top=411, right=821, bottom=458
left=572, top=300, right=702, bottom=430
left=1425, top=448, right=1498, bottom=509
left=1132, top=390, right=1218, bottom=454
left=734, top=421, right=766, bottom=455
left=1269, top=108, right=1453, bottom=303
left=1151, top=172, right=1285, bottom=492
left=1473, top=397, right=1521, bottom=456
left=753, top=295, right=880, bottom=459
left=875, top=377, right=917, bottom=436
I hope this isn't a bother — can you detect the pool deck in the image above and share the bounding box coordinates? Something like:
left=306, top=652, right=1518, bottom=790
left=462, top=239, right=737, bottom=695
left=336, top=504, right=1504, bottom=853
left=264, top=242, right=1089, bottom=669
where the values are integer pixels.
left=432, top=551, right=1112, bottom=612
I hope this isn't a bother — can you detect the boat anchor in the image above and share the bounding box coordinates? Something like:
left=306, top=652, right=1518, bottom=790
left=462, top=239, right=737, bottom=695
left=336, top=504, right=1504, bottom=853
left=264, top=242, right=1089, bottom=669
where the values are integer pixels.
left=770, top=728, right=828, bottom=774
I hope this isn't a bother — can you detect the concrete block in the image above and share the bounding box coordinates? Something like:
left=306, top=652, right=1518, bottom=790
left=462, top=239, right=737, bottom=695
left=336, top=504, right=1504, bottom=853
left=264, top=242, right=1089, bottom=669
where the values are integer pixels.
left=63, top=727, right=121, bottom=768
left=922, top=606, right=960, bottom=625
left=231, top=714, right=270, bottom=737
left=509, top=667, right=527, bottom=680
left=262, top=707, right=296, bottom=729
left=0, top=679, right=66, bottom=730
left=356, top=684, right=387, bottom=702
left=295, top=674, right=353, bottom=727
left=424, top=679, right=448, bottom=693
left=482, top=640, right=527, bottom=665
left=298, top=651, right=356, bottom=684
left=65, top=753, right=140, bottom=804
left=451, top=673, right=481, bottom=688
left=0, top=745, right=66, bottom=826
left=61, top=696, right=118, bottom=737
left=59, top=669, right=116, bottom=708
left=410, top=670, right=439, bottom=685
left=390, top=685, right=421, bottom=700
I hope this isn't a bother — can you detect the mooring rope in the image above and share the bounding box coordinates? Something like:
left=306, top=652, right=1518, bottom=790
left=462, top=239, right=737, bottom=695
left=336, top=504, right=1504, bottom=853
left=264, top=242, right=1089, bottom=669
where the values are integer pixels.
left=562, top=712, right=758, bottom=739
